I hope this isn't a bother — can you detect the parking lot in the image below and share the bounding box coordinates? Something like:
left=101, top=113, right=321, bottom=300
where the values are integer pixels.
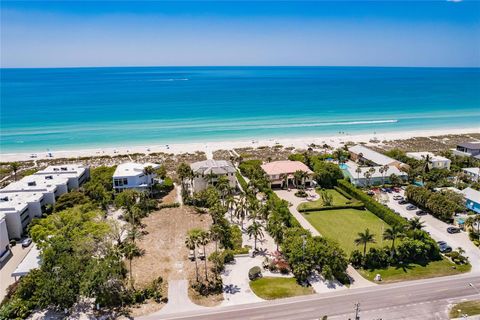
left=0, top=242, right=33, bottom=301
left=382, top=189, right=480, bottom=273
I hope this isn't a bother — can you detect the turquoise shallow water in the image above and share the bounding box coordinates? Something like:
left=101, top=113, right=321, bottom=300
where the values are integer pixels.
left=1, top=66, right=479, bottom=153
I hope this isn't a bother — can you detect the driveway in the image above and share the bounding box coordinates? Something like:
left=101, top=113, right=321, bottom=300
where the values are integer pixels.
left=0, top=242, right=32, bottom=302
left=385, top=191, right=480, bottom=273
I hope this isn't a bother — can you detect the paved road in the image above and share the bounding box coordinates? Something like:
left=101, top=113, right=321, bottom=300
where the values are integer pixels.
left=0, top=243, right=32, bottom=302
left=385, top=191, right=480, bottom=272
left=147, top=273, right=480, bottom=320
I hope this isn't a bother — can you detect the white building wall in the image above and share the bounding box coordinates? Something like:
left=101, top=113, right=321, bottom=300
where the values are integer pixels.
left=3, top=211, right=23, bottom=240
left=192, top=173, right=236, bottom=193
left=0, top=217, right=10, bottom=256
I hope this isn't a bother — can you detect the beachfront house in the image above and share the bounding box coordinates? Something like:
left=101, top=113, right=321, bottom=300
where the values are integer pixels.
left=190, top=159, right=237, bottom=193
left=462, top=167, right=480, bottom=182
left=0, top=164, right=90, bottom=240
left=261, top=160, right=314, bottom=189
left=349, top=145, right=407, bottom=169
left=462, top=187, right=480, bottom=214
left=406, top=152, right=451, bottom=170
left=34, top=164, right=90, bottom=190
left=453, top=142, right=480, bottom=159
left=341, top=162, right=408, bottom=187
left=112, top=162, right=161, bottom=192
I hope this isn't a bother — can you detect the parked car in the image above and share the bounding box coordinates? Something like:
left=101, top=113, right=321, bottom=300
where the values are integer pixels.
left=398, top=200, right=408, bottom=205
left=22, top=238, right=32, bottom=248
left=385, top=188, right=393, bottom=193
left=393, top=195, right=403, bottom=201
left=447, top=227, right=461, bottom=234
left=416, top=210, right=428, bottom=216
left=367, top=191, right=375, bottom=196
left=437, top=241, right=452, bottom=253
left=406, top=205, right=417, bottom=211
left=393, top=187, right=400, bottom=193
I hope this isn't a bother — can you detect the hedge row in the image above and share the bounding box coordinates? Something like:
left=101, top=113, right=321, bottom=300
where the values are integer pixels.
left=336, top=180, right=407, bottom=227
left=299, top=204, right=365, bottom=213
left=333, top=186, right=353, bottom=200
left=236, top=171, right=248, bottom=192
left=158, top=202, right=180, bottom=210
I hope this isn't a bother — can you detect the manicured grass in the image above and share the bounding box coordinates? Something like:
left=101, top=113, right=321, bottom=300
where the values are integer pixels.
left=302, top=208, right=392, bottom=254
left=249, top=277, right=314, bottom=300
left=449, top=300, right=480, bottom=318
left=298, top=189, right=351, bottom=211
left=358, top=258, right=471, bottom=284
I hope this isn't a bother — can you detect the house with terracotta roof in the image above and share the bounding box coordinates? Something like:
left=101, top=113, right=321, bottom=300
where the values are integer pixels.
left=261, top=160, right=314, bottom=189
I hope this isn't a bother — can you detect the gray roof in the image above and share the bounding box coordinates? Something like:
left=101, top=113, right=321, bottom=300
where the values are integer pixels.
left=349, top=145, right=400, bottom=166
left=458, top=142, right=480, bottom=150
left=191, top=159, right=236, bottom=175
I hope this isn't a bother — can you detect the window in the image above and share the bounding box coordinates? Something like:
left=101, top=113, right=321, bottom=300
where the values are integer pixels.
left=114, top=178, right=129, bottom=187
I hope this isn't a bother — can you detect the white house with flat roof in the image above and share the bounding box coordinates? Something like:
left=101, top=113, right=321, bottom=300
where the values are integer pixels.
left=349, top=145, right=406, bottom=169
left=462, top=168, right=480, bottom=182
left=406, top=152, right=451, bottom=170
left=0, top=213, right=10, bottom=261
left=34, top=164, right=90, bottom=190
left=0, top=164, right=89, bottom=240
left=113, top=162, right=161, bottom=192
left=191, top=159, right=237, bottom=193
left=341, top=162, right=408, bottom=187
left=462, top=187, right=480, bottom=214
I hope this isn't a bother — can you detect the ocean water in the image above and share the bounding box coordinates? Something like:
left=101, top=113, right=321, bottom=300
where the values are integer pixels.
left=1, top=66, right=479, bottom=153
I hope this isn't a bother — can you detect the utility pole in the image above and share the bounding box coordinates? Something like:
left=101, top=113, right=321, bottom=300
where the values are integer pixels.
left=354, top=302, right=360, bottom=320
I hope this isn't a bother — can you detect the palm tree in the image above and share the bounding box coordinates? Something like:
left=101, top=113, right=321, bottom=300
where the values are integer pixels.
left=185, top=231, right=200, bottom=282
left=205, top=172, right=217, bottom=186
left=383, top=224, right=405, bottom=255
left=279, top=173, right=288, bottom=189
left=379, top=166, right=386, bottom=186
left=198, top=230, right=210, bottom=282
left=408, top=217, right=425, bottom=231
left=423, top=154, right=431, bottom=174
left=363, top=172, right=372, bottom=188
left=354, top=228, right=376, bottom=258
left=9, top=162, right=20, bottom=181
left=143, top=165, right=156, bottom=192
left=177, top=163, right=193, bottom=194
left=209, top=224, right=223, bottom=254
left=267, top=217, right=284, bottom=251
left=465, top=215, right=480, bottom=241
left=225, top=195, right=236, bottom=222
left=122, top=241, right=141, bottom=289
left=235, top=197, right=248, bottom=229
left=355, top=167, right=362, bottom=184
left=247, top=221, right=264, bottom=251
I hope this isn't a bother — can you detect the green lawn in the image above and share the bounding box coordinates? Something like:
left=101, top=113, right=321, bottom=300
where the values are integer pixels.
left=358, top=258, right=471, bottom=284
left=298, top=189, right=351, bottom=211
left=302, top=208, right=392, bottom=254
left=249, top=277, right=314, bottom=300
left=449, top=300, right=480, bottom=318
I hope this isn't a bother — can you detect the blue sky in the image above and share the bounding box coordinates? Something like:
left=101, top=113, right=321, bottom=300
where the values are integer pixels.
left=1, top=1, right=479, bottom=67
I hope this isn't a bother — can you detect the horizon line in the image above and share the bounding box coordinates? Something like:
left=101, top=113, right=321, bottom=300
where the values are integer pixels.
left=1, top=65, right=480, bottom=70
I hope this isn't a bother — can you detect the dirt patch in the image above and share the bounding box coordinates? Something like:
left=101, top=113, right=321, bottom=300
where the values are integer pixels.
left=188, top=285, right=223, bottom=307
left=128, top=205, right=223, bottom=314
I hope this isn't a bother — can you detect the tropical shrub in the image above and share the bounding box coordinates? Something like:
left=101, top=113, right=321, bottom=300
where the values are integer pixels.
left=249, top=266, right=262, bottom=280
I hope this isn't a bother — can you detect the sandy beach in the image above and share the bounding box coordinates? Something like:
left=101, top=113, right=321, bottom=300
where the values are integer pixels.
left=1, top=127, right=479, bottom=163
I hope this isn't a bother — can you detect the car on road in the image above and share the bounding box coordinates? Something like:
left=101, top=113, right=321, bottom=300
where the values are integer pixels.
left=437, top=241, right=452, bottom=253
left=416, top=210, right=428, bottom=216
left=22, top=238, right=32, bottom=248
left=447, top=227, right=461, bottom=234
left=385, top=188, right=393, bottom=193
left=398, top=200, right=408, bottom=205
left=393, top=195, right=403, bottom=201
left=406, top=205, right=417, bottom=211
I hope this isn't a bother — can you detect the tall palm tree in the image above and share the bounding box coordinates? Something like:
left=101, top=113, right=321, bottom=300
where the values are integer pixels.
left=279, top=173, right=288, bottom=189
left=122, top=241, right=141, bottom=289
left=408, top=217, right=425, bottom=231
left=355, top=167, right=362, bottom=184
left=209, top=224, right=223, bottom=254
left=177, top=163, right=193, bottom=194
left=225, top=195, right=236, bottom=222
left=354, top=228, right=376, bottom=258
left=379, top=166, right=385, bottom=187
left=383, top=224, right=405, bottom=255
left=143, top=165, right=156, bottom=192
left=235, top=197, right=248, bottom=229
left=198, top=230, right=210, bottom=282
left=205, top=172, right=217, bottom=186
left=423, top=154, right=431, bottom=174
left=247, top=221, right=264, bottom=251
left=185, top=231, right=200, bottom=282
left=267, top=217, right=284, bottom=251
left=9, top=162, right=20, bottom=181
